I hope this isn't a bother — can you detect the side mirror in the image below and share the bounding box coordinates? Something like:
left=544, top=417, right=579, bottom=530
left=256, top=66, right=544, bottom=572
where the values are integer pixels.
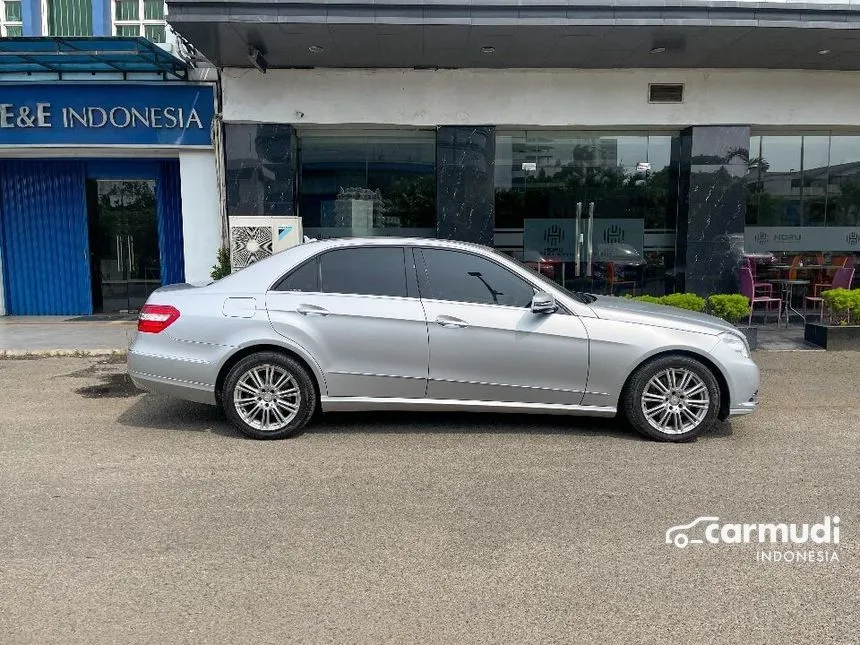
left=531, top=291, right=557, bottom=314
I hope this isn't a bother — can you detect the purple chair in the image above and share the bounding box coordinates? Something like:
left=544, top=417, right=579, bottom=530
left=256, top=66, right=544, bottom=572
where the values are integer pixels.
left=805, top=267, right=855, bottom=317
left=740, top=267, right=782, bottom=326
left=743, top=258, right=774, bottom=296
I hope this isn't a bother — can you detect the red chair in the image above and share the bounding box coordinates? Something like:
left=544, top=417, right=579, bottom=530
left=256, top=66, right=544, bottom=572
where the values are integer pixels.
left=606, top=262, right=637, bottom=295
left=812, top=256, right=850, bottom=296
left=740, top=268, right=782, bottom=326
left=805, top=267, right=855, bottom=317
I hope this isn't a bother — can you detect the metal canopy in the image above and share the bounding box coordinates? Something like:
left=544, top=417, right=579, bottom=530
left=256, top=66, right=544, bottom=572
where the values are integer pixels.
left=167, top=0, right=860, bottom=70
left=0, top=37, right=189, bottom=79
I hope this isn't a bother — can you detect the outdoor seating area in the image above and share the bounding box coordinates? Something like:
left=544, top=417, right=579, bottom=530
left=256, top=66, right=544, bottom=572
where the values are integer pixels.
left=742, top=253, right=857, bottom=327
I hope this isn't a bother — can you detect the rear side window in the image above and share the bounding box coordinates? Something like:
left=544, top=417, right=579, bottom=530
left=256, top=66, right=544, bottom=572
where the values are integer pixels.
left=274, top=259, right=319, bottom=292
left=320, top=247, right=408, bottom=298
left=420, top=248, right=535, bottom=308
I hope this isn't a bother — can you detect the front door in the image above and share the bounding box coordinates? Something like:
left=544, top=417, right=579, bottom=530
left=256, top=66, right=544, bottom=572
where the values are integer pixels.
left=87, top=180, right=161, bottom=313
left=417, top=247, right=590, bottom=405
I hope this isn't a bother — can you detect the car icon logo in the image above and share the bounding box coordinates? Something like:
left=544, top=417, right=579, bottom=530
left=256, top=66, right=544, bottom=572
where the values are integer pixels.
left=665, top=516, right=720, bottom=548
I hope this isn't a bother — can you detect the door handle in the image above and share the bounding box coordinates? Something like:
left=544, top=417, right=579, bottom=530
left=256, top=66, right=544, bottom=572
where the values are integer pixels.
left=296, top=304, right=330, bottom=316
left=116, top=235, right=123, bottom=273
left=127, top=235, right=135, bottom=274
left=435, top=315, right=469, bottom=329
left=586, top=201, right=595, bottom=278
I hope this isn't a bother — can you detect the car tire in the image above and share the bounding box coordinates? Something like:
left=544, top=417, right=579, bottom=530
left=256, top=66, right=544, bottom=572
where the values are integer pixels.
left=622, top=355, right=721, bottom=443
left=222, top=351, right=316, bottom=440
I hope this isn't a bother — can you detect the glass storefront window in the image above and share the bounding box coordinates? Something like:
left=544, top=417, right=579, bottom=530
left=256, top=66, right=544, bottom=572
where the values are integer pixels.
left=494, top=130, right=679, bottom=296
left=298, top=130, right=436, bottom=239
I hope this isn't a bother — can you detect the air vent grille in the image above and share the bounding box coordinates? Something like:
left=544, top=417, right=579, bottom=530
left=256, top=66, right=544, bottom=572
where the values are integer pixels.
left=649, top=83, right=684, bottom=103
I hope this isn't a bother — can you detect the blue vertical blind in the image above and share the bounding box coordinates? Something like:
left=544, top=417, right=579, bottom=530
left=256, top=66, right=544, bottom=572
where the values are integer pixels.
left=156, top=159, right=185, bottom=285
left=0, top=160, right=92, bottom=315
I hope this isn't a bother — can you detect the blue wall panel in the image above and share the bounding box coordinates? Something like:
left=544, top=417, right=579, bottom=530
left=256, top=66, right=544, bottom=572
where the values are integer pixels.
left=156, top=160, right=185, bottom=285
left=0, top=160, right=92, bottom=315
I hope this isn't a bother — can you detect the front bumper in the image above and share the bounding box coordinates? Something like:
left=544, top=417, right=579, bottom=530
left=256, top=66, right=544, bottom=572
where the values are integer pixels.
left=729, top=391, right=759, bottom=417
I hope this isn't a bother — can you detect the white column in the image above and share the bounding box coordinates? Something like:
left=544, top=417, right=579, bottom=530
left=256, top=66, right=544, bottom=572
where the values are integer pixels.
left=179, top=150, right=221, bottom=284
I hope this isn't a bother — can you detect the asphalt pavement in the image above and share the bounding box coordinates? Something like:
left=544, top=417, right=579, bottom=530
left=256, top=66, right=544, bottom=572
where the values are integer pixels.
left=0, top=352, right=857, bottom=644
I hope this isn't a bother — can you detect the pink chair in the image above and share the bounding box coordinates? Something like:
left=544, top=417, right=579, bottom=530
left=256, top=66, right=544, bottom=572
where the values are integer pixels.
left=740, top=267, right=782, bottom=326
left=805, top=267, right=855, bottom=317
left=743, top=258, right=773, bottom=296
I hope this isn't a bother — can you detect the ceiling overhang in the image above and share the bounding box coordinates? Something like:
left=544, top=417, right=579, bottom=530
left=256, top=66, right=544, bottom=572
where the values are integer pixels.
left=166, top=1, right=860, bottom=70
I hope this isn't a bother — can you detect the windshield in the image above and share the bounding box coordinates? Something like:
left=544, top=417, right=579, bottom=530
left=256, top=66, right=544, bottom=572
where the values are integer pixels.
left=490, top=248, right=597, bottom=304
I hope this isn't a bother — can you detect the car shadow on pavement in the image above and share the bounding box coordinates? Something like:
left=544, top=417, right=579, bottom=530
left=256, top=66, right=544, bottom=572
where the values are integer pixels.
left=117, top=394, right=735, bottom=442
left=117, top=394, right=238, bottom=438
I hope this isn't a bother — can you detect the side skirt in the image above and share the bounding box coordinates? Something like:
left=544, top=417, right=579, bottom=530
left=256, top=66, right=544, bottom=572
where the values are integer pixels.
left=320, top=396, right=617, bottom=417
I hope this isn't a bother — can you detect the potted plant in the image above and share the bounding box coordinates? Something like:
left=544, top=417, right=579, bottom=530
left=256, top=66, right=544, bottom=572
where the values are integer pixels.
left=210, top=247, right=232, bottom=281
left=707, top=294, right=757, bottom=350
left=804, top=288, right=860, bottom=350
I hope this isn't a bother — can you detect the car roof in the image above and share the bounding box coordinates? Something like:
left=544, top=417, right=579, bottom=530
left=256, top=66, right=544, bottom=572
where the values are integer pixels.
left=305, top=237, right=491, bottom=252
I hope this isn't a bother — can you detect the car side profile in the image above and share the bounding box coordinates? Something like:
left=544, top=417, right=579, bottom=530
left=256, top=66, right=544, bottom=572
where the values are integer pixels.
left=128, top=237, right=759, bottom=442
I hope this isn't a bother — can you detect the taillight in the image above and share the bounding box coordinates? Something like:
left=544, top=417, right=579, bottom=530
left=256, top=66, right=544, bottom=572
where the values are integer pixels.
left=138, top=304, right=180, bottom=333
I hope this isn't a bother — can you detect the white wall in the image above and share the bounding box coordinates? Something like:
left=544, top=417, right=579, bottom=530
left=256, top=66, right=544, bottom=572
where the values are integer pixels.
left=179, top=150, right=222, bottom=284
left=223, top=68, right=860, bottom=129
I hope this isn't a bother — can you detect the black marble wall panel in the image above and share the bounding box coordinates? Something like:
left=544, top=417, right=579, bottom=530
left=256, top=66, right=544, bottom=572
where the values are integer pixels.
left=224, top=123, right=296, bottom=217
left=436, top=126, right=495, bottom=246
left=677, top=126, right=750, bottom=297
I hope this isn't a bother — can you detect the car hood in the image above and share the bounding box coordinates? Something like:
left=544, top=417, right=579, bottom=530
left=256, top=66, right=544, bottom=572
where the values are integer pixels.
left=585, top=295, right=738, bottom=336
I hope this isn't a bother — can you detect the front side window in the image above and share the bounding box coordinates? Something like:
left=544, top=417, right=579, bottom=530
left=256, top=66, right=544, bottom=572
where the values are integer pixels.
left=113, top=0, right=166, bottom=42
left=420, top=248, right=535, bottom=308
left=319, top=247, right=408, bottom=298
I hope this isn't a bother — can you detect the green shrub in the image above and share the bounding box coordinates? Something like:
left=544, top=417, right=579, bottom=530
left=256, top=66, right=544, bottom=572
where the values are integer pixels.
left=659, top=293, right=706, bottom=312
left=708, top=294, right=751, bottom=324
left=210, top=247, right=232, bottom=281
left=821, top=288, right=860, bottom=325
left=630, top=294, right=662, bottom=305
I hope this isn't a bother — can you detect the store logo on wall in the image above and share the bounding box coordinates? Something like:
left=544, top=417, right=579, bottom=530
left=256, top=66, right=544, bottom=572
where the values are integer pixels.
left=754, top=231, right=769, bottom=245
left=847, top=231, right=860, bottom=247
left=544, top=224, right=566, bottom=247
left=603, top=225, right=625, bottom=244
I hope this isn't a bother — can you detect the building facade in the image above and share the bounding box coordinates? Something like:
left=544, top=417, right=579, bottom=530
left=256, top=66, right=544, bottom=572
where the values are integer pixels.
left=0, top=39, right=219, bottom=316
left=162, top=0, right=860, bottom=299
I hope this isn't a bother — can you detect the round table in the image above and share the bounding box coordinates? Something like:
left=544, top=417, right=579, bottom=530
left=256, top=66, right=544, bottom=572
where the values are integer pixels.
left=770, top=279, right=810, bottom=326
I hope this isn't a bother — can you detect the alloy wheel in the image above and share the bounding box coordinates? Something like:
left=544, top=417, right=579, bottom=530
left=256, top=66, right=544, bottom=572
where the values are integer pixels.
left=233, top=364, right=301, bottom=432
left=640, top=367, right=710, bottom=435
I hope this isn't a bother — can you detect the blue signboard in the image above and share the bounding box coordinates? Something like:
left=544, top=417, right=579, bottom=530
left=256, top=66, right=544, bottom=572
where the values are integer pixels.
left=0, top=83, right=214, bottom=147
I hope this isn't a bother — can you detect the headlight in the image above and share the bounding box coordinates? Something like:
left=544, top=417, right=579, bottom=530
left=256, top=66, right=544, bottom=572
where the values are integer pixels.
left=718, top=332, right=750, bottom=359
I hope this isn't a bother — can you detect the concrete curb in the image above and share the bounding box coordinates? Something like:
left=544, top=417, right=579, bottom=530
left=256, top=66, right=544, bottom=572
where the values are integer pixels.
left=0, top=349, right=128, bottom=359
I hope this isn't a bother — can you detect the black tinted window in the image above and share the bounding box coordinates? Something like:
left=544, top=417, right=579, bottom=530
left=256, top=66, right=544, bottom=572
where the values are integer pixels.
left=274, top=259, right=318, bottom=292
left=421, top=249, right=534, bottom=307
left=320, top=247, right=408, bottom=297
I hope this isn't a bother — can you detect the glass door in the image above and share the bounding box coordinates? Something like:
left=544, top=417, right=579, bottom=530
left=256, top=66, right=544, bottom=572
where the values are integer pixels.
left=495, top=131, right=678, bottom=296
left=87, top=180, right=160, bottom=313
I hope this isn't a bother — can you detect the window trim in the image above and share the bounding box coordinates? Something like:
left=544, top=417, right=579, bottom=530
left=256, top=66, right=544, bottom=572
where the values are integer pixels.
left=111, top=0, right=167, bottom=40
left=271, top=245, right=416, bottom=300
left=0, top=0, right=23, bottom=36
left=416, top=247, right=545, bottom=311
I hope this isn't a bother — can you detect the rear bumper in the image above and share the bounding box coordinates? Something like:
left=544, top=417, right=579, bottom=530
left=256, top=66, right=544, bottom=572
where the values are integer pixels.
left=128, top=332, right=221, bottom=405
left=128, top=368, right=217, bottom=405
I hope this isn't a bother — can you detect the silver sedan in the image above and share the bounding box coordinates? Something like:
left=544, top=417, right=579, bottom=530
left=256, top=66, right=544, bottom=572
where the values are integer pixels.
left=128, top=237, right=759, bottom=442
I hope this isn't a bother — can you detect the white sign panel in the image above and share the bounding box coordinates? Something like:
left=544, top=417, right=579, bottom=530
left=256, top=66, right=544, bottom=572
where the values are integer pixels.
left=592, top=219, right=645, bottom=259
left=523, top=219, right=575, bottom=262
left=744, top=227, right=860, bottom=252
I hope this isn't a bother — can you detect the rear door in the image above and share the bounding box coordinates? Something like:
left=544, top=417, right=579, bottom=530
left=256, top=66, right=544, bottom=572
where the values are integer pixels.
left=266, top=245, right=429, bottom=398
left=418, top=247, right=590, bottom=405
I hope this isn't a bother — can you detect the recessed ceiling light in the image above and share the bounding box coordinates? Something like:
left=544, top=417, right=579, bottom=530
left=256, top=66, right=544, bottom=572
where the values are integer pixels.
left=481, top=46, right=496, bottom=54
left=650, top=46, right=667, bottom=54
left=819, top=49, right=831, bottom=55
left=308, top=45, right=324, bottom=54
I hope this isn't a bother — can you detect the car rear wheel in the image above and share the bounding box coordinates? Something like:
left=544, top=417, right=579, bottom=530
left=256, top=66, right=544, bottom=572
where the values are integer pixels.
left=622, top=355, right=720, bottom=442
left=222, top=352, right=316, bottom=440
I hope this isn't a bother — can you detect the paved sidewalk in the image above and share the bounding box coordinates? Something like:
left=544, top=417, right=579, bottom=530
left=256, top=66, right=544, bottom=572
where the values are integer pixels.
left=0, top=316, right=136, bottom=355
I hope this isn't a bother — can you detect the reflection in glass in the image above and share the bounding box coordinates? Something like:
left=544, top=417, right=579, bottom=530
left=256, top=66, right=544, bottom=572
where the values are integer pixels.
left=298, top=131, right=436, bottom=238
left=493, top=131, right=678, bottom=296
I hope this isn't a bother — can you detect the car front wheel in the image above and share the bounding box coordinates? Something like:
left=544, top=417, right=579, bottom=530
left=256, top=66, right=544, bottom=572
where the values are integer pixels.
left=222, top=352, right=316, bottom=440
left=622, top=355, right=721, bottom=442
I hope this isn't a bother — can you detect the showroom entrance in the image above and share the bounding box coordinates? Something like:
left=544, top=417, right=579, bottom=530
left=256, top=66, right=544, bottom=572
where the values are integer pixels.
left=87, top=179, right=162, bottom=313
left=494, top=131, right=681, bottom=296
